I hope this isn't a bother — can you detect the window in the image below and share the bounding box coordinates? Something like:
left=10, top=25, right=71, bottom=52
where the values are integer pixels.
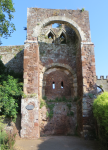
left=52, top=82, right=55, bottom=89
left=60, top=33, right=66, bottom=44
left=48, top=32, right=53, bottom=39
left=61, top=81, right=63, bottom=88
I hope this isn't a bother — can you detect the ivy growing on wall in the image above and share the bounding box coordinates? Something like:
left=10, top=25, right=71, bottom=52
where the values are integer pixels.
left=40, top=99, right=55, bottom=119
left=40, top=96, right=77, bottom=119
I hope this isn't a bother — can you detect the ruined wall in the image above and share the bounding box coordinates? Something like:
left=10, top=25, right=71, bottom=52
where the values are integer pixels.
left=21, top=96, right=40, bottom=138
left=0, top=8, right=97, bottom=139
left=76, top=43, right=83, bottom=134
left=0, top=45, right=24, bottom=73
left=21, top=41, right=40, bottom=138
left=38, top=26, right=78, bottom=72
left=40, top=102, right=77, bottom=136
left=37, top=23, right=79, bottom=135
left=45, top=70, right=72, bottom=100
left=81, top=44, right=97, bottom=139
left=38, top=24, right=78, bottom=96
left=27, top=8, right=91, bottom=42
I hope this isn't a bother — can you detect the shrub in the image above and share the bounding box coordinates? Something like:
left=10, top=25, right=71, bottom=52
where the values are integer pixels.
left=0, top=59, right=23, bottom=122
left=81, top=8, right=85, bottom=12
left=93, top=92, right=108, bottom=141
left=0, top=116, right=16, bottom=150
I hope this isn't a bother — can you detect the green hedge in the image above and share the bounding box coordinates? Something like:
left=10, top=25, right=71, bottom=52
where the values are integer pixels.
left=93, top=92, right=108, bottom=141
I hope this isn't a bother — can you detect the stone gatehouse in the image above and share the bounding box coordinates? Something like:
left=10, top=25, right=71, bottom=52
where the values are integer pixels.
left=0, top=8, right=97, bottom=139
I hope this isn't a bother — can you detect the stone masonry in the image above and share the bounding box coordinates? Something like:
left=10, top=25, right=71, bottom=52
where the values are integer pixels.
left=21, top=8, right=97, bottom=139
left=96, top=76, right=108, bottom=91
left=0, top=45, right=24, bottom=73
left=0, top=8, right=98, bottom=139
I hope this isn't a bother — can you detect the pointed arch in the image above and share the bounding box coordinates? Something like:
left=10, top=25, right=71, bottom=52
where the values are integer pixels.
left=58, top=29, right=67, bottom=44
left=46, top=29, right=56, bottom=39
left=58, top=29, right=67, bottom=39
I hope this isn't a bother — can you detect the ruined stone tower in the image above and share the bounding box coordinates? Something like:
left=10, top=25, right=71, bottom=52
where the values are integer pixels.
left=21, top=8, right=96, bottom=138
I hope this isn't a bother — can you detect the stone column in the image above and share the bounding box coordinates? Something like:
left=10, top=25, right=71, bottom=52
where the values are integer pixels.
left=21, top=39, right=40, bottom=138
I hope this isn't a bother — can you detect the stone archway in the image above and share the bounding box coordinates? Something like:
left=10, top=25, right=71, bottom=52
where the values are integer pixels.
left=21, top=8, right=96, bottom=139
left=40, top=66, right=77, bottom=136
left=39, top=63, right=77, bottom=99
left=39, top=65, right=77, bottom=136
left=32, top=16, right=85, bottom=42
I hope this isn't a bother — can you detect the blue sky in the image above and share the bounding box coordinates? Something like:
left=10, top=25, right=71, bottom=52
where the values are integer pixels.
left=1, top=0, right=108, bottom=78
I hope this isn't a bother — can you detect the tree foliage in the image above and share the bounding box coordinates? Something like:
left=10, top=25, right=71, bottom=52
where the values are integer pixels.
left=0, top=59, right=23, bottom=122
left=57, top=23, right=62, bottom=28
left=0, top=0, right=15, bottom=41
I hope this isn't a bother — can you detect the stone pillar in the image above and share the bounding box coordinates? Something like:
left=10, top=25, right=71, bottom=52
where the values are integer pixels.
left=81, top=42, right=97, bottom=139
left=21, top=39, right=40, bottom=138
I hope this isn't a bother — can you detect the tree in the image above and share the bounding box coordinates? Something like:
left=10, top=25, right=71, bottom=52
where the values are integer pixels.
left=0, top=0, right=15, bottom=43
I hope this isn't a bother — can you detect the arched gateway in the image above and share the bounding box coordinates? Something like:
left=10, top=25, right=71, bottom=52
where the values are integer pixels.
left=21, top=8, right=97, bottom=138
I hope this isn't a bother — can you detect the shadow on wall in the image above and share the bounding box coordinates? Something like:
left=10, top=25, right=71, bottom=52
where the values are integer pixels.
left=0, top=47, right=24, bottom=73
left=0, top=48, right=24, bottom=137
left=39, top=86, right=98, bottom=139
left=4, top=85, right=98, bottom=139
left=38, top=28, right=83, bottom=135
left=5, top=49, right=24, bottom=73
left=39, top=97, right=78, bottom=136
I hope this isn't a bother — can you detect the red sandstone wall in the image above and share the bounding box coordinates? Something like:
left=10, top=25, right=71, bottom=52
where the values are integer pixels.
left=40, top=102, right=77, bottom=136
left=27, top=8, right=91, bottom=42
left=76, top=44, right=83, bottom=134
left=45, top=70, right=72, bottom=100
left=21, top=8, right=96, bottom=139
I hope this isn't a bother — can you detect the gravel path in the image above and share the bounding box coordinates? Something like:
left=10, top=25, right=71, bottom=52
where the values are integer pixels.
left=14, top=136, right=102, bottom=150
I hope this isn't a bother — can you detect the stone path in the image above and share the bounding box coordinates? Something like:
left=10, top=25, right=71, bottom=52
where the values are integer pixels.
left=14, top=136, right=102, bottom=150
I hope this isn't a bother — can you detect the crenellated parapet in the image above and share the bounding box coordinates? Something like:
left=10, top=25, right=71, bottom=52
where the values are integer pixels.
left=96, top=76, right=108, bottom=91
left=96, top=75, right=108, bottom=80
